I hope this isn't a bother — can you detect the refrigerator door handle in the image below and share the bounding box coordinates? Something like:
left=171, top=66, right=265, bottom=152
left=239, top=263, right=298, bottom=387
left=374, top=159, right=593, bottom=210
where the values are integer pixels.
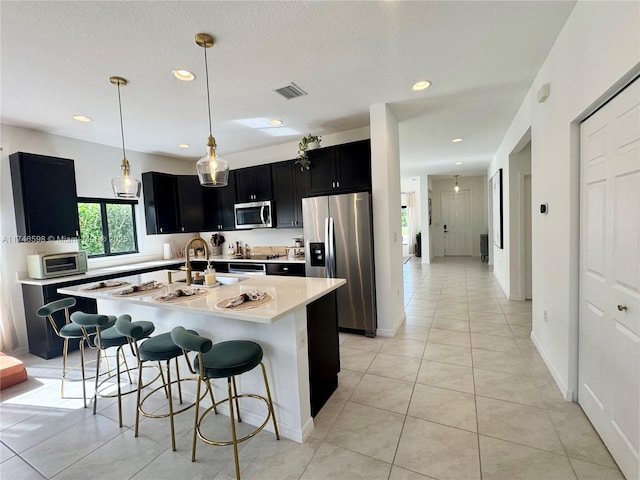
left=328, top=216, right=336, bottom=278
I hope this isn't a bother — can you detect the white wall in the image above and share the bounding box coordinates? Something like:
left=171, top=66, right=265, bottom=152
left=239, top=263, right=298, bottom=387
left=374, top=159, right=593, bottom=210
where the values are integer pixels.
left=370, top=104, right=405, bottom=337
left=430, top=176, right=488, bottom=257
left=487, top=1, right=640, bottom=399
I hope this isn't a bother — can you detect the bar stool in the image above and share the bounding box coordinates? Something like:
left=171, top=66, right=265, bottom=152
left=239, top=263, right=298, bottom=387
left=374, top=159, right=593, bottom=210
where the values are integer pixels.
left=170, top=326, right=279, bottom=480
left=115, top=317, right=204, bottom=451
left=36, top=298, right=115, bottom=407
left=71, top=312, right=154, bottom=426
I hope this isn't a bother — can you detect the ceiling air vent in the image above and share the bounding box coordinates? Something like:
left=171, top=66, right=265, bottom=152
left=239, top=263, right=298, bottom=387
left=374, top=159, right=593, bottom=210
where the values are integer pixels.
left=274, top=82, right=307, bottom=100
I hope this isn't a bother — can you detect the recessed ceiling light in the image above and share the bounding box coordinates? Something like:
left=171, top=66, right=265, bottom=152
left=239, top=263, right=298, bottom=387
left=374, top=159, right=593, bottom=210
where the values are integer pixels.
left=269, top=119, right=283, bottom=126
left=456, top=161, right=463, bottom=165
left=178, top=144, right=190, bottom=149
left=452, top=138, right=463, bottom=143
left=172, top=69, right=195, bottom=81
left=72, top=115, right=92, bottom=122
left=412, top=80, right=431, bottom=91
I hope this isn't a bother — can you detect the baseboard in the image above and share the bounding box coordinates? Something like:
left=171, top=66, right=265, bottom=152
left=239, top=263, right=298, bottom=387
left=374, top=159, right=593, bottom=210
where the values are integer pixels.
left=377, top=310, right=406, bottom=337
left=530, top=331, right=574, bottom=401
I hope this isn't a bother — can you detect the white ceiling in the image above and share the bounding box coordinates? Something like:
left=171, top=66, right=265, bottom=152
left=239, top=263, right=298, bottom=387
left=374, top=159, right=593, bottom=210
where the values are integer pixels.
left=1, top=1, right=575, bottom=179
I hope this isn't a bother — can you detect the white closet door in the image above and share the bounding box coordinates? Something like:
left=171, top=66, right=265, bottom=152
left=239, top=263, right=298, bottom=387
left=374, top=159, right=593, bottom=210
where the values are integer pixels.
left=579, top=77, right=640, bottom=480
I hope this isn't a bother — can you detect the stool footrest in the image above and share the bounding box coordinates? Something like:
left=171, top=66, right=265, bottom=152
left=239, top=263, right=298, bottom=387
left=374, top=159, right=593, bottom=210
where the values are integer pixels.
left=196, top=393, right=275, bottom=446
left=138, top=377, right=204, bottom=419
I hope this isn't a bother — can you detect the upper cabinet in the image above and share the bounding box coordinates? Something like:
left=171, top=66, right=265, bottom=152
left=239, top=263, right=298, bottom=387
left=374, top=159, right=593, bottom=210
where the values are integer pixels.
left=307, top=140, right=371, bottom=195
left=142, top=172, right=180, bottom=234
left=143, top=172, right=206, bottom=234
left=273, top=160, right=309, bottom=228
left=176, top=175, right=205, bottom=232
left=235, top=165, right=272, bottom=203
left=203, top=171, right=237, bottom=231
left=10, top=152, right=80, bottom=239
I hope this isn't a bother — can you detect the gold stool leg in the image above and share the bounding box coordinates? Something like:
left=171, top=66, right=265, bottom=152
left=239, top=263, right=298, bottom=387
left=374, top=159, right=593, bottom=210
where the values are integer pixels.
left=232, top=376, right=242, bottom=422
left=191, top=376, right=203, bottom=462
left=227, top=377, right=241, bottom=480
left=175, top=357, right=184, bottom=404
left=260, top=362, right=280, bottom=440
left=134, top=360, right=144, bottom=438
left=165, top=360, right=176, bottom=451
left=92, top=347, right=102, bottom=415
left=61, top=338, right=69, bottom=399
left=79, top=339, right=87, bottom=408
left=116, top=346, right=123, bottom=427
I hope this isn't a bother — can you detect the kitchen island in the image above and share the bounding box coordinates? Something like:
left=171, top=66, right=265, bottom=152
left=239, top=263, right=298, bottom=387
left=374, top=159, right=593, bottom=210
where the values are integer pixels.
left=58, top=270, right=345, bottom=443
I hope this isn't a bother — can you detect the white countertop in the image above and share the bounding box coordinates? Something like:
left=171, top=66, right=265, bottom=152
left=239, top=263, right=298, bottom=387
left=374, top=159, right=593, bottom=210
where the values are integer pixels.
left=18, top=256, right=305, bottom=287
left=57, top=270, right=345, bottom=325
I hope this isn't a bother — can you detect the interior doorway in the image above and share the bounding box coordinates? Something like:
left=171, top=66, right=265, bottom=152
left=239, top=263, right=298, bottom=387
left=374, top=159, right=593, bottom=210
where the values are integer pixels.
left=508, top=134, right=532, bottom=300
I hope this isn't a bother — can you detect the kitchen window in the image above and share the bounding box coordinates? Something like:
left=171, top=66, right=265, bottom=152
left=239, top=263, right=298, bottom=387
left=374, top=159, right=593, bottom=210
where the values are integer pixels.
left=77, top=198, right=138, bottom=257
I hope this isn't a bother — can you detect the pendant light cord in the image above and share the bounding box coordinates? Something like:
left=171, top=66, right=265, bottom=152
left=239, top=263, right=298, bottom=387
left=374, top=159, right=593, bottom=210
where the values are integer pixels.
left=204, top=45, right=213, bottom=137
left=116, top=82, right=126, bottom=160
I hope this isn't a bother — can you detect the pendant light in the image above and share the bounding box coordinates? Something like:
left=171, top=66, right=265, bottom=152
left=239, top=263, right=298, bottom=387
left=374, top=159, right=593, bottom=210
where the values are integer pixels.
left=110, top=76, right=141, bottom=198
left=454, top=175, right=460, bottom=193
left=194, top=33, right=229, bottom=187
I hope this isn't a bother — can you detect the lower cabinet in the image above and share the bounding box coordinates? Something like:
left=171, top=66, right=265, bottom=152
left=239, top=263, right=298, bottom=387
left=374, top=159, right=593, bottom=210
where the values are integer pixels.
left=306, top=290, right=339, bottom=417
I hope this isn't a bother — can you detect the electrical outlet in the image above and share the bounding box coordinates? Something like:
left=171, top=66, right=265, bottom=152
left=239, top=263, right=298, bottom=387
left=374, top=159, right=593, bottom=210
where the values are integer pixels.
left=543, top=309, right=548, bottom=323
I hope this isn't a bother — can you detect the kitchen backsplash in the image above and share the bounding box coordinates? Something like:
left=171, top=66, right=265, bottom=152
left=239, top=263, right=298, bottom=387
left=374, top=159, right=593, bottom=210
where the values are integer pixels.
left=200, top=228, right=303, bottom=255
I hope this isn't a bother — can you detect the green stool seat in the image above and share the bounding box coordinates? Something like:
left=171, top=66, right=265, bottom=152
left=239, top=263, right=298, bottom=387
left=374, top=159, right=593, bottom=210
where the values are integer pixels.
left=59, top=316, right=116, bottom=339
left=139, top=330, right=197, bottom=362
left=195, top=340, right=263, bottom=379
left=96, top=321, right=154, bottom=349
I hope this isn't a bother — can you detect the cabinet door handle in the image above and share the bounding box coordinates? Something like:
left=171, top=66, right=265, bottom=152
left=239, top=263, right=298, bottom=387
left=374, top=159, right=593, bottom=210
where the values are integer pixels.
left=160, top=227, right=163, bottom=233
left=332, top=181, right=335, bottom=188
left=617, top=305, right=628, bottom=312
left=283, top=267, right=289, bottom=271
left=336, top=181, right=340, bottom=188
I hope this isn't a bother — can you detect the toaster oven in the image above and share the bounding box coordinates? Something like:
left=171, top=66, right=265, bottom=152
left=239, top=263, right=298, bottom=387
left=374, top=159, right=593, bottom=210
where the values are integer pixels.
left=27, top=251, right=88, bottom=279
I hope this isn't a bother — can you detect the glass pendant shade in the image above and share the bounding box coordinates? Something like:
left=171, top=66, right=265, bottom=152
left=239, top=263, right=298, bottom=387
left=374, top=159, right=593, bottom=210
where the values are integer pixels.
left=196, top=136, right=229, bottom=187
left=112, top=158, right=141, bottom=198
left=109, top=76, right=140, bottom=198
left=454, top=175, right=460, bottom=192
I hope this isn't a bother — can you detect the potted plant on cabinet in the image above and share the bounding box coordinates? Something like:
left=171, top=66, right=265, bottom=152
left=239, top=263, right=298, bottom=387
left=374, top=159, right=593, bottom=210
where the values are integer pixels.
left=295, top=134, right=322, bottom=171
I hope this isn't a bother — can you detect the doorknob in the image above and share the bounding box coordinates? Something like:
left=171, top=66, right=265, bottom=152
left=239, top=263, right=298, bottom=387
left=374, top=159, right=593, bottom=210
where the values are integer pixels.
left=617, top=305, right=628, bottom=312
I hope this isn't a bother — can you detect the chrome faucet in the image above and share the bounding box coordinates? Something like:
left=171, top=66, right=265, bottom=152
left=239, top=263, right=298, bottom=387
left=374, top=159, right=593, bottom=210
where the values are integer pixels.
left=183, top=236, right=210, bottom=286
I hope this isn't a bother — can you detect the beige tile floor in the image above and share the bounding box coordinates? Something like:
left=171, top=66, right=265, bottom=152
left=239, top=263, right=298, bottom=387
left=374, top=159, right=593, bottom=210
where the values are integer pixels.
left=0, top=257, right=625, bottom=479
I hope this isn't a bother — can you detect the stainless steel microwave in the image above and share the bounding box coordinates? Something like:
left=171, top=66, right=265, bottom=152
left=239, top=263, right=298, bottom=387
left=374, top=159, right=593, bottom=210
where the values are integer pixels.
left=27, top=251, right=88, bottom=279
left=234, top=200, right=273, bottom=229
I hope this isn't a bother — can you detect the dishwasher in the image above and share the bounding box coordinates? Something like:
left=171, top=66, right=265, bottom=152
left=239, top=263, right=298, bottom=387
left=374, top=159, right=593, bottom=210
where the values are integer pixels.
left=227, top=263, right=266, bottom=275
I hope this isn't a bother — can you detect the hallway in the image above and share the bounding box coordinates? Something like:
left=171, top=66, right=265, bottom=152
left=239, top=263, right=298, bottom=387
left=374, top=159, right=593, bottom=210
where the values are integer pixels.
left=0, top=257, right=624, bottom=479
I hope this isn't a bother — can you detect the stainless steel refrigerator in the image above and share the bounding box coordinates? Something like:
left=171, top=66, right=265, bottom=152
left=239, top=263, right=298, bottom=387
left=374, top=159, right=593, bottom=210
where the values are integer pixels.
left=303, top=192, right=377, bottom=336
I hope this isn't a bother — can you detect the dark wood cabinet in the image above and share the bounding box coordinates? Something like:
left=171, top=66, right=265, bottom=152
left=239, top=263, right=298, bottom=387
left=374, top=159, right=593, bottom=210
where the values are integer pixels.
left=177, top=175, right=205, bottom=232
left=306, top=291, right=339, bottom=417
left=143, top=172, right=180, bottom=234
left=203, top=171, right=236, bottom=231
left=143, top=173, right=207, bottom=234
left=10, top=152, right=80, bottom=239
left=273, top=160, right=309, bottom=228
left=235, top=165, right=272, bottom=203
left=308, top=140, right=371, bottom=195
